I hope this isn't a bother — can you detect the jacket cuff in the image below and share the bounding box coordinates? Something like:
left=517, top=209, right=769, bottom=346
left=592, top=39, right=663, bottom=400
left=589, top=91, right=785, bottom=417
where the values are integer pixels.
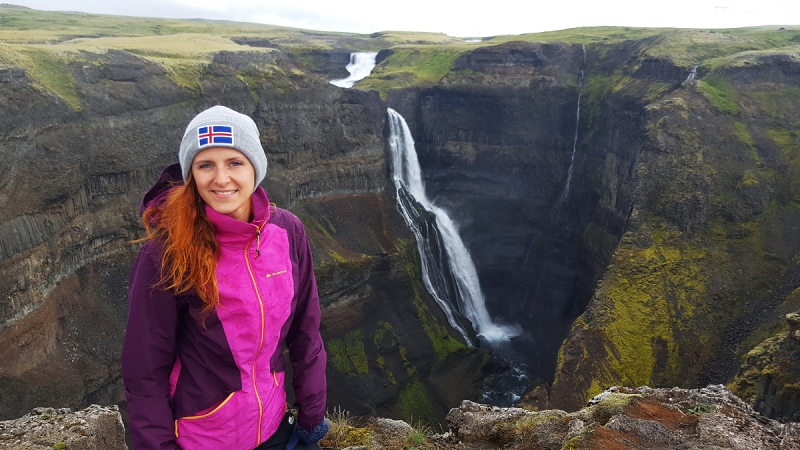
left=293, top=418, right=328, bottom=444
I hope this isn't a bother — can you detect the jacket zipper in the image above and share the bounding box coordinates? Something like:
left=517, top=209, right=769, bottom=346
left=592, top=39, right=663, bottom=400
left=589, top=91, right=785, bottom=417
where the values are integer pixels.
left=245, top=222, right=267, bottom=447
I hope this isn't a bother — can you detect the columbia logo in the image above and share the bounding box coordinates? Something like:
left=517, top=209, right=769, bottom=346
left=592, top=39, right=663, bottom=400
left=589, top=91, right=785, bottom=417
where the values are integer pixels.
left=266, top=270, right=287, bottom=278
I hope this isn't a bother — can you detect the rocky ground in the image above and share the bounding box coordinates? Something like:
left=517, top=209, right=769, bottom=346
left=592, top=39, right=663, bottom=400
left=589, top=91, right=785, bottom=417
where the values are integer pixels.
left=326, top=385, right=800, bottom=449
left=2, top=385, right=798, bottom=449
left=0, top=385, right=800, bottom=450
left=0, top=405, right=126, bottom=450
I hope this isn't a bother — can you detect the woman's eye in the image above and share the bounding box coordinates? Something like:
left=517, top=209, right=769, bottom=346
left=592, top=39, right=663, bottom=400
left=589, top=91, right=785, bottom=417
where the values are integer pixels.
left=230, top=161, right=243, bottom=167
left=198, top=163, right=213, bottom=169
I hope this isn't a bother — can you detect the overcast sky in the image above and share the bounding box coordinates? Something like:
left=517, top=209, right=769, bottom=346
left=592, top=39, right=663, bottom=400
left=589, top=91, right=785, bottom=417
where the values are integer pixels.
left=5, top=0, right=799, bottom=37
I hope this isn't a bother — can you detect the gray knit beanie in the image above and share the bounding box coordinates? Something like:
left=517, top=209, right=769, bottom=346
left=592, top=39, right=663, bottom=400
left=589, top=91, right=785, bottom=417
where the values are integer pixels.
left=179, top=105, right=267, bottom=189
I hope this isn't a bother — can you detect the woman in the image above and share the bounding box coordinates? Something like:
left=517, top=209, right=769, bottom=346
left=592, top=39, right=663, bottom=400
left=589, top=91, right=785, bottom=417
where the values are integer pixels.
left=121, top=106, right=328, bottom=450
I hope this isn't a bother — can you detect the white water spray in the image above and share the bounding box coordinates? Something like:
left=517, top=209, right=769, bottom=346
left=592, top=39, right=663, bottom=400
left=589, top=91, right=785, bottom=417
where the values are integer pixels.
left=387, top=108, right=517, bottom=343
left=556, top=44, right=587, bottom=206
left=330, top=52, right=378, bottom=88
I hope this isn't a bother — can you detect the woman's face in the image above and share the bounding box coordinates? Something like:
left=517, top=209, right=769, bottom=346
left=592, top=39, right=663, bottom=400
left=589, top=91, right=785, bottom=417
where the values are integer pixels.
left=191, top=147, right=255, bottom=222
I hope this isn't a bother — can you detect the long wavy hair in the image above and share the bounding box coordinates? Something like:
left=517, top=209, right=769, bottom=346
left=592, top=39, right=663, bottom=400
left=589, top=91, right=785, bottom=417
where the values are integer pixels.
left=140, top=174, right=221, bottom=314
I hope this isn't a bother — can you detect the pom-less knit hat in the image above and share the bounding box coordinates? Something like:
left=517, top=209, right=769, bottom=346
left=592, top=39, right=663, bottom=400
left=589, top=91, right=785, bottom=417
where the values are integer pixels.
left=179, top=105, right=267, bottom=190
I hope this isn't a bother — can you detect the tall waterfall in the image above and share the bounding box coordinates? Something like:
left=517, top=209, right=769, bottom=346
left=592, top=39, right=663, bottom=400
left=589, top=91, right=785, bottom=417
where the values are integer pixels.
left=387, top=108, right=517, bottom=343
left=556, top=44, right=587, bottom=206
left=330, top=52, right=378, bottom=88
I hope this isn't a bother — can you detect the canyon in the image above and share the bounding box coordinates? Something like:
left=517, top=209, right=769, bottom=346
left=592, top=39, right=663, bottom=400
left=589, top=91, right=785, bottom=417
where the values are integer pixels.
left=0, top=4, right=799, bottom=436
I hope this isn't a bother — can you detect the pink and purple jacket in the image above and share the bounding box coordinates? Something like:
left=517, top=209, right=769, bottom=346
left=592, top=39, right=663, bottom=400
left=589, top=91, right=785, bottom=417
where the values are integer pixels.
left=121, top=164, right=326, bottom=450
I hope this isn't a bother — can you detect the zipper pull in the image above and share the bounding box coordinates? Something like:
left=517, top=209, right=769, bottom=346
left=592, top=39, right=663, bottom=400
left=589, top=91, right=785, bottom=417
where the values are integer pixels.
left=255, top=229, right=261, bottom=258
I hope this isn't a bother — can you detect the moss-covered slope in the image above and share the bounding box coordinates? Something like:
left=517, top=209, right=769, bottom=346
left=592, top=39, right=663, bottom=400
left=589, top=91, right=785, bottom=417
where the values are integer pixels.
left=549, top=35, right=800, bottom=412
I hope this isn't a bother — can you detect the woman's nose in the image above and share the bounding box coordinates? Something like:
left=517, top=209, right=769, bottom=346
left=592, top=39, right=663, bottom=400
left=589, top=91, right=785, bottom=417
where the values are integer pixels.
left=213, top=169, right=231, bottom=185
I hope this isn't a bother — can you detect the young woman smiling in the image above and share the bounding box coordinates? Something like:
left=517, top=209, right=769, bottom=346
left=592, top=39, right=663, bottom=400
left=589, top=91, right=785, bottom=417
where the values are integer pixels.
left=122, top=106, right=328, bottom=450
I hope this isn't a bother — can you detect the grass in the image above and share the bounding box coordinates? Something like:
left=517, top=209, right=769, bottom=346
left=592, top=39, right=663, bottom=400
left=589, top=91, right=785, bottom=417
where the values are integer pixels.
left=0, top=43, right=83, bottom=110
left=697, top=74, right=740, bottom=115
left=357, top=46, right=467, bottom=96
left=320, top=406, right=434, bottom=450
left=320, top=406, right=373, bottom=449
left=4, top=7, right=800, bottom=99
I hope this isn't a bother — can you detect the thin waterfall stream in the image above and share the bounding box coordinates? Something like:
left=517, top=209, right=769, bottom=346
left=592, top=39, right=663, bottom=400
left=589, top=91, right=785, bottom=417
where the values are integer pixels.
left=556, top=44, right=587, bottom=207
left=387, top=108, right=518, bottom=345
left=686, top=64, right=699, bottom=81
left=330, top=52, right=378, bottom=88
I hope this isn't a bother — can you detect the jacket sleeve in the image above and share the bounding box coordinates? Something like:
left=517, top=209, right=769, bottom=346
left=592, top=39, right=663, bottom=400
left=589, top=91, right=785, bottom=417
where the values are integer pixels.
left=121, top=243, right=181, bottom=450
left=286, top=222, right=327, bottom=433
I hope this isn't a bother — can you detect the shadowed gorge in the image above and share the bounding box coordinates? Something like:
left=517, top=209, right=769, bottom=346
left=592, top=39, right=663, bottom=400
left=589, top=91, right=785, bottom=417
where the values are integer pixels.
left=1, top=6, right=800, bottom=434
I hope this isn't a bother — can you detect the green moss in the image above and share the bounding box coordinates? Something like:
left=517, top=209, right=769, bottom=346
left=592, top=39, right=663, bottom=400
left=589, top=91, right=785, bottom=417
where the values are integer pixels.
left=598, top=225, right=708, bottom=388
left=327, top=250, right=348, bottom=263
left=357, top=46, right=465, bottom=96
left=697, top=74, right=739, bottom=115
left=327, top=330, right=369, bottom=377
left=397, top=378, right=439, bottom=425
left=373, top=321, right=397, bottom=347
left=733, top=122, right=762, bottom=165
left=302, top=215, right=336, bottom=241
left=733, top=121, right=754, bottom=146
left=747, top=87, right=800, bottom=119
left=400, top=240, right=468, bottom=359
left=562, top=435, right=581, bottom=450
left=52, top=443, right=66, bottom=450
left=592, top=393, right=642, bottom=424
left=644, top=82, right=670, bottom=101
left=372, top=322, right=401, bottom=385
left=340, top=427, right=373, bottom=448
left=766, top=128, right=800, bottom=203
left=739, top=171, right=760, bottom=187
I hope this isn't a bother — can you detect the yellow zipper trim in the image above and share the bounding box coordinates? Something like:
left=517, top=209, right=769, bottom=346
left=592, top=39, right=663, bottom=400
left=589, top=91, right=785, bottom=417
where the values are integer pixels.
left=175, top=391, right=237, bottom=437
left=245, top=223, right=267, bottom=447
left=273, top=371, right=279, bottom=387
left=180, top=392, right=237, bottom=420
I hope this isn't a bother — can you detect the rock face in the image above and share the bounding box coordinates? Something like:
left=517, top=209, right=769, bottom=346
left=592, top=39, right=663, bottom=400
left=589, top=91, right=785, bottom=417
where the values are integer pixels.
left=445, top=385, right=800, bottom=450
left=547, top=38, right=800, bottom=412
left=387, top=41, right=598, bottom=379
left=3, top=8, right=800, bottom=435
left=729, top=311, right=800, bottom=422
left=0, top=405, right=126, bottom=450
left=0, top=29, right=491, bottom=426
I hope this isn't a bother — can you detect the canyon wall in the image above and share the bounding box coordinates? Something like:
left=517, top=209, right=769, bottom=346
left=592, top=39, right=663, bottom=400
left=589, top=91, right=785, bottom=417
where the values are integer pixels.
left=0, top=40, right=490, bottom=425
left=2, top=8, right=799, bottom=428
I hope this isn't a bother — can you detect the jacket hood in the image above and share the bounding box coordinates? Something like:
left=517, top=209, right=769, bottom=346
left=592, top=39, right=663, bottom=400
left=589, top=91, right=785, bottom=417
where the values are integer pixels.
left=140, top=163, right=183, bottom=216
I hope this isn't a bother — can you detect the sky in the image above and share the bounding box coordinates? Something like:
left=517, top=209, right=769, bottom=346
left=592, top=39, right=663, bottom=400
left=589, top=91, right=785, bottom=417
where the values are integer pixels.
left=4, top=0, right=799, bottom=37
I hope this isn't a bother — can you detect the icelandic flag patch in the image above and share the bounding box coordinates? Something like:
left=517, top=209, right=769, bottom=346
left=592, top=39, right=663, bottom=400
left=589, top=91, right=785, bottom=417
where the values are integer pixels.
left=198, top=125, right=234, bottom=147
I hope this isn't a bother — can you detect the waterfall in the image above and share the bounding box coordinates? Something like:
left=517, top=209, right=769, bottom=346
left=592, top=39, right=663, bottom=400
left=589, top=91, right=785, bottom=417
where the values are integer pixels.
left=686, top=65, right=699, bottom=81
left=387, top=108, right=517, bottom=343
left=330, top=52, right=378, bottom=88
left=556, top=44, right=587, bottom=206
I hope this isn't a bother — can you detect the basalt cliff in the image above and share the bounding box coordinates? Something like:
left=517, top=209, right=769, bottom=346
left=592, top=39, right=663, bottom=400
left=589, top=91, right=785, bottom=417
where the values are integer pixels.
left=1, top=4, right=799, bottom=437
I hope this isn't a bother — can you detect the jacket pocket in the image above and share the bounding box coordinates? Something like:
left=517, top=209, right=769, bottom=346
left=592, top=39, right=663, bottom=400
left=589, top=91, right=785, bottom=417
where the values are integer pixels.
left=175, top=391, right=253, bottom=450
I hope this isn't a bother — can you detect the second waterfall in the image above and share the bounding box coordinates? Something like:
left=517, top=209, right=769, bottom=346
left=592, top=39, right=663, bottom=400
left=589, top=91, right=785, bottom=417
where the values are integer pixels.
left=387, top=108, right=517, bottom=344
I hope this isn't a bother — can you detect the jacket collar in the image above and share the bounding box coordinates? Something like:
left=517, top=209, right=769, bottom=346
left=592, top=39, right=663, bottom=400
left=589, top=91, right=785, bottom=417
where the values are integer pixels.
left=205, top=186, right=271, bottom=246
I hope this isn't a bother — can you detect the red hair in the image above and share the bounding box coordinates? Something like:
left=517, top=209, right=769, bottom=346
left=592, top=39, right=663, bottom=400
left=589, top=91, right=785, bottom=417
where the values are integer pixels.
left=140, top=174, right=220, bottom=314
